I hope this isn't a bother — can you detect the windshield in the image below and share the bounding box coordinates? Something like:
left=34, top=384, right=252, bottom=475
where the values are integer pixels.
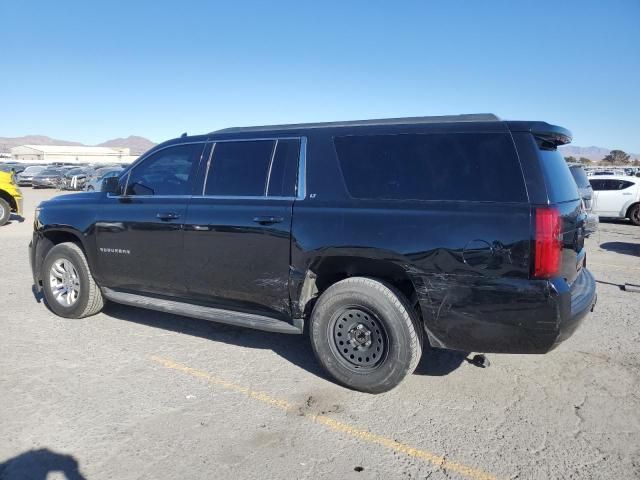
left=40, top=169, right=61, bottom=175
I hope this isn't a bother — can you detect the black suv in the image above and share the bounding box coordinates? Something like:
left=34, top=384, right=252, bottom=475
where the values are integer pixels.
left=30, top=114, right=597, bottom=393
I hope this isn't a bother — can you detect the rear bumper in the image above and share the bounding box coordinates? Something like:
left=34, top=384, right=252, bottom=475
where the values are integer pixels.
left=584, top=212, right=599, bottom=236
left=416, top=268, right=597, bottom=354
left=32, top=179, right=57, bottom=188
left=550, top=267, right=597, bottom=348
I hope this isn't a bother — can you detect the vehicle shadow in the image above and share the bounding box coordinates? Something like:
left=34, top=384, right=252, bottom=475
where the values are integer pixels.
left=103, top=303, right=467, bottom=384
left=599, top=241, right=640, bottom=257
left=0, top=448, right=86, bottom=480
left=104, top=302, right=331, bottom=380
left=598, top=218, right=630, bottom=225
left=9, top=214, right=25, bottom=223
left=414, top=345, right=468, bottom=376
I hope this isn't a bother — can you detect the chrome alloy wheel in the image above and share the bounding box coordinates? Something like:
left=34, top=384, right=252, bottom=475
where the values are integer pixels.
left=0, top=203, right=5, bottom=219
left=49, top=258, right=81, bottom=306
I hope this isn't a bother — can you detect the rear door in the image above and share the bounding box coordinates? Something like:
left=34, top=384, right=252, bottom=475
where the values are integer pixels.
left=182, top=137, right=301, bottom=319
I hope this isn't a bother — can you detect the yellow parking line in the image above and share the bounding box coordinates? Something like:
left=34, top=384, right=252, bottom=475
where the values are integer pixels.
left=589, top=262, right=640, bottom=271
left=150, top=355, right=497, bottom=480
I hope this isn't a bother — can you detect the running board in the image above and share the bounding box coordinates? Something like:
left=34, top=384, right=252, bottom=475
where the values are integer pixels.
left=102, top=288, right=303, bottom=334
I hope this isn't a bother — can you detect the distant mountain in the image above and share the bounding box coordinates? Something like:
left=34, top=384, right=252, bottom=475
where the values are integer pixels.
left=97, top=136, right=156, bottom=155
left=0, top=135, right=84, bottom=153
left=559, top=145, right=639, bottom=162
left=0, top=135, right=156, bottom=155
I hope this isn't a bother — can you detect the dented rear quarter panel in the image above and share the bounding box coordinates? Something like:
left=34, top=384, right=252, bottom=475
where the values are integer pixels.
left=290, top=198, right=550, bottom=353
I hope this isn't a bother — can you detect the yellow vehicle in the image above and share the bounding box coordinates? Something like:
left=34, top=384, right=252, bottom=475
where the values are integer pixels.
left=0, top=170, right=23, bottom=226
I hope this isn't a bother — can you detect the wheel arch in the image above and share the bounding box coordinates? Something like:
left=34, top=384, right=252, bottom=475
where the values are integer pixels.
left=294, top=254, right=422, bottom=325
left=625, top=201, right=639, bottom=219
left=0, top=189, right=17, bottom=211
left=34, top=228, right=94, bottom=286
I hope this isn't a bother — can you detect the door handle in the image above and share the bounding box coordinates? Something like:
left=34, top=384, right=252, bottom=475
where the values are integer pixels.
left=252, top=216, right=284, bottom=225
left=157, top=212, right=180, bottom=221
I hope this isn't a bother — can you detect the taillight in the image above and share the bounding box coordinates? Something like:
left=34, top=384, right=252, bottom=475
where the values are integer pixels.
left=533, top=207, right=561, bottom=279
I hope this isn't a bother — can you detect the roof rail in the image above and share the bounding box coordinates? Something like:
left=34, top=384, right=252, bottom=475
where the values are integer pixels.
left=211, top=113, right=500, bottom=134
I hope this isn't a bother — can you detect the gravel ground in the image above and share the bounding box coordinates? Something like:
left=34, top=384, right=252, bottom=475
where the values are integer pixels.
left=1, top=188, right=639, bottom=480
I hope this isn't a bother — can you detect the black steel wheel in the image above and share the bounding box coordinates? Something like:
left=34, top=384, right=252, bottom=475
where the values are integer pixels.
left=329, top=307, right=388, bottom=372
left=310, top=277, right=423, bottom=393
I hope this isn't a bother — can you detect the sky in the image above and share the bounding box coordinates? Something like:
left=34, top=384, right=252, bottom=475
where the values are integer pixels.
left=1, top=0, right=639, bottom=152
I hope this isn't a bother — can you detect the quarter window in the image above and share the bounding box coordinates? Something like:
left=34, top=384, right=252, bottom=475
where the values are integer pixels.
left=589, top=179, right=635, bottom=191
left=124, top=144, right=202, bottom=196
left=334, top=133, right=527, bottom=202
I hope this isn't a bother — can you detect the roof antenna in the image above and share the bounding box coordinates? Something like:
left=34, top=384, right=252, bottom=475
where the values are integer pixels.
left=181, top=132, right=188, bottom=138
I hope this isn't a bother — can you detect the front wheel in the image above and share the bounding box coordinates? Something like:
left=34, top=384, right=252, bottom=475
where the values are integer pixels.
left=42, top=242, right=104, bottom=318
left=310, top=277, right=423, bottom=393
left=0, top=198, right=10, bottom=226
left=628, top=204, right=640, bottom=226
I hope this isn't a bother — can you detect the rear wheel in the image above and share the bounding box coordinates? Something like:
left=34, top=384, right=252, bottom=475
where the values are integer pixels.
left=310, top=277, right=423, bottom=393
left=42, top=242, right=104, bottom=318
left=628, top=204, right=640, bottom=226
left=0, top=198, right=10, bottom=226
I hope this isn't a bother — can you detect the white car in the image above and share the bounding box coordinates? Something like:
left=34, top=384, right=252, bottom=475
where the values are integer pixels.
left=589, top=175, right=640, bottom=225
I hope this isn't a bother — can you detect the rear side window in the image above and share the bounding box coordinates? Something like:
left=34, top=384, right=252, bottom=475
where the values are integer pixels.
left=267, top=139, right=300, bottom=197
left=617, top=180, right=635, bottom=190
left=205, top=140, right=274, bottom=196
left=537, top=147, right=580, bottom=202
left=205, top=139, right=300, bottom=197
left=590, top=179, right=635, bottom=191
left=333, top=133, right=526, bottom=202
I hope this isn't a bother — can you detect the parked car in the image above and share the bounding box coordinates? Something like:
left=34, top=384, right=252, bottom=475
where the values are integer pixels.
left=568, top=164, right=598, bottom=235
left=85, top=167, right=123, bottom=191
left=59, top=167, right=94, bottom=191
left=589, top=175, right=640, bottom=225
left=16, top=166, right=47, bottom=186
left=31, top=168, right=64, bottom=189
left=30, top=114, right=597, bottom=393
left=0, top=163, right=27, bottom=175
left=0, top=170, right=23, bottom=226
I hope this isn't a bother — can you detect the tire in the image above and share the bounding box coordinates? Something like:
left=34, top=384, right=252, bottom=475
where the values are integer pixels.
left=87, top=186, right=94, bottom=191
left=310, top=277, right=423, bottom=394
left=0, top=198, right=10, bottom=226
left=628, top=204, right=640, bottom=226
left=41, top=242, right=104, bottom=318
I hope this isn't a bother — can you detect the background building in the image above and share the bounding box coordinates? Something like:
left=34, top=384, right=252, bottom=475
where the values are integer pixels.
left=10, top=145, right=138, bottom=164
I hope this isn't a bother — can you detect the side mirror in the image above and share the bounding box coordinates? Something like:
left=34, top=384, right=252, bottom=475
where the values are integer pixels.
left=101, top=176, right=120, bottom=194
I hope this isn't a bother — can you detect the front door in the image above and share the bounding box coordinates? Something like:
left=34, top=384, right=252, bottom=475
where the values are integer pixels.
left=96, top=142, right=206, bottom=296
left=183, top=138, right=301, bottom=319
